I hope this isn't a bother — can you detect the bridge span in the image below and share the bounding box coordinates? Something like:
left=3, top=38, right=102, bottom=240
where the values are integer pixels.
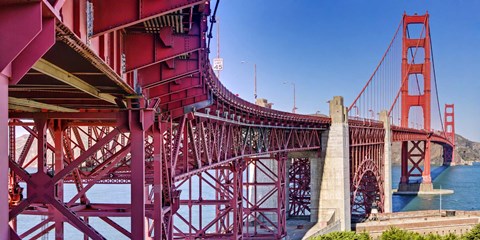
left=1, top=1, right=454, bottom=239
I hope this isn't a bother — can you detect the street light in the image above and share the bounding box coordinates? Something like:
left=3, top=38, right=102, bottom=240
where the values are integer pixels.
left=240, top=61, right=257, bottom=100
left=283, top=81, right=297, bottom=113
left=368, top=109, right=374, bottom=119
left=352, top=106, right=359, bottom=119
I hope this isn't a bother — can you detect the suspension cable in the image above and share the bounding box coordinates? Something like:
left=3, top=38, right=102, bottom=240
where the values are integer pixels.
left=388, top=18, right=427, bottom=116
left=430, top=30, right=445, bottom=133
left=348, top=19, right=403, bottom=111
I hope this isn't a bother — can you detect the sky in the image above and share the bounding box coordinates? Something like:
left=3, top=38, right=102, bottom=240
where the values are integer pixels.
left=208, top=0, right=480, bottom=141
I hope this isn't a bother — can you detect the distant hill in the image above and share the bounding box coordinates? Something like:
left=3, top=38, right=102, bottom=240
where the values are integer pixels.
left=14, top=134, right=38, bottom=167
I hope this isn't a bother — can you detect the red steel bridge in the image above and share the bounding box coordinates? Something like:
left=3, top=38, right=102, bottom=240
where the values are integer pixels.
left=0, top=1, right=455, bottom=239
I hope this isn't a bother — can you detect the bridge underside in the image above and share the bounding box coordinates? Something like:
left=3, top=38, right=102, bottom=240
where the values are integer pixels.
left=1, top=1, right=455, bottom=239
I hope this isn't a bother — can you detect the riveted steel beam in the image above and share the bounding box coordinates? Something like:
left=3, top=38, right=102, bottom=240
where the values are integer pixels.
left=32, top=58, right=118, bottom=104
left=9, top=97, right=78, bottom=112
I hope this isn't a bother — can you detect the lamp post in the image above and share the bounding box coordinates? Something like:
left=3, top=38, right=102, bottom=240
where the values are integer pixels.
left=352, top=106, right=359, bottom=119
left=240, top=61, right=257, bottom=100
left=368, top=109, right=374, bottom=119
left=283, top=81, right=297, bottom=113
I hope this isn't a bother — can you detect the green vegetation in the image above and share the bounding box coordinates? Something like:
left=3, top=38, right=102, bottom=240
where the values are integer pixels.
left=310, top=231, right=370, bottom=240
left=311, top=224, right=480, bottom=240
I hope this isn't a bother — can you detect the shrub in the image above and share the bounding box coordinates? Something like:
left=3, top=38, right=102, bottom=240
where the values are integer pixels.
left=310, top=223, right=480, bottom=240
left=379, top=227, right=424, bottom=240
left=443, top=233, right=460, bottom=240
left=312, top=231, right=370, bottom=240
left=462, top=223, right=480, bottom=240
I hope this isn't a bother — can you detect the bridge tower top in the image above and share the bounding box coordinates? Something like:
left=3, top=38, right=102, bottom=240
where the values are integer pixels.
left=401, top=13, right=431, bottom=130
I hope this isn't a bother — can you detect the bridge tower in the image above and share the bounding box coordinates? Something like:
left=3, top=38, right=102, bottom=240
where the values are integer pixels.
left=399, top=13, right=434, bottom=191
left=443, top=104, right=455, bottom=165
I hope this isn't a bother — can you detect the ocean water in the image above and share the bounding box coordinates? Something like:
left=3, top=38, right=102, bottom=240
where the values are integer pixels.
left=392, top=165, right=480, bottom=212
left=15, top=165, right=480, bottom=238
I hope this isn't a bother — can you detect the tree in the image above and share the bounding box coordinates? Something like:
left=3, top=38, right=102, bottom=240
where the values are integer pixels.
left=312, top=231, right=371, bottom=240
left=462, top=224, right=480, bottom=240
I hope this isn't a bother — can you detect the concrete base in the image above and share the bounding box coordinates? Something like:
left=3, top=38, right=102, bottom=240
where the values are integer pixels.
left=355, top=210, right=480, bottom=239
left=393, top=188, right=454, bottom=195
left=394, top=183, right=454, bottom=195
left=397, top=182, right=433, bottom=192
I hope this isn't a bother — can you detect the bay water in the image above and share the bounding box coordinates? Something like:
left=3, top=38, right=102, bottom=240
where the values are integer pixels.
left=16, top=165, right=480, bottom=239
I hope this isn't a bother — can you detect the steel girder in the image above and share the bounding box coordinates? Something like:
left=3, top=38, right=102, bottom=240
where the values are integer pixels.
left=91, top=0, right=206, bottom=37
left=349, top=125, right=385, bottom=220
left=168, top=111, right=323, bottom=182
left=391, top=126, right=452, bottom=145
left=0, top=2, right=56, bottom=85
left=125, top=27, right=203, bottom=72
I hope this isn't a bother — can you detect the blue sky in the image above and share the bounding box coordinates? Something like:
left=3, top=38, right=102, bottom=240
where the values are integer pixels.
left=208, top=1, right=480, bottom=141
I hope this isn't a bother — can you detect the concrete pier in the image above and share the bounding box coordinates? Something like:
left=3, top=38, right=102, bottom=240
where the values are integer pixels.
left=305, top=96, right=351, bottom=238
left=380, top=111, right=392, bottom=213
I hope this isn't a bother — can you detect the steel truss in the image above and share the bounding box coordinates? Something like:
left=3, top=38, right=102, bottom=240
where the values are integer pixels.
left=287, top=158, right=311, bottom=217
left=243, top=155, right=287, bottom=239
left=400, top=140, right=432, bottom=184
left=7, top=108, right=178, bottom=240
left=349, top=124, right=385, bottom=219
left=164, top=110, right=321, bottom=239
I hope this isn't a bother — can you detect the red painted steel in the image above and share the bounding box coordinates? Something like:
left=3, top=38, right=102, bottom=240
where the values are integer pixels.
left=1, top=68, right=9, bottom=239
left=401, top=13, right=431, bottom=131
left=2, top=1, right=456, bottom=238
left=288, top=158, right=311, bottom=217
left=243, top=155, right=287, bottom=239
left=443, top=104, right=455, bottom=164
left=399, top=13, right=434, bottom=185
left=349, top=124, right=385, bottom=220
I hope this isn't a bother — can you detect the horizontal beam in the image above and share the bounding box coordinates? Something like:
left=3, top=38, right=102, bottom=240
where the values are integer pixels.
left=193, top=112, right=328, bottom=130
left=9, top=97, right=78, bottom=112
left=8, top=104, right=40, bottom=112
left=32, top=58, right=117, bottom=104
left=147, top=76, right=202, bottom=98
left=9, top=111, right=122, bottom=120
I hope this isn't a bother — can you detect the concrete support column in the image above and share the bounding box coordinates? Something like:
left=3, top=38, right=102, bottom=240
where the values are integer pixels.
left=321, top=96, right=351, bottom=231
left=309, top=136, right=327, bottom=223
left=0, top=68, right=9, bottom=240
left=380, top=111, right=392, bottom=213
left=306, top=96, right=350, bottom=236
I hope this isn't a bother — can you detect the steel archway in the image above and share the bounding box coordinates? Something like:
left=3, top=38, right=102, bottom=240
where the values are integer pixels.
left=351, top=158, right=384, bottom=219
